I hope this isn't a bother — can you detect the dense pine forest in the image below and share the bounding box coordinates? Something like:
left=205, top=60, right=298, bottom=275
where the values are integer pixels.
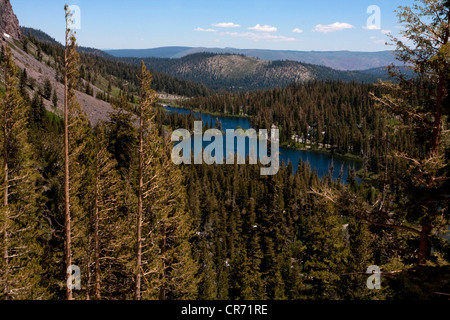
left=0, top=0, right=449, bottom=301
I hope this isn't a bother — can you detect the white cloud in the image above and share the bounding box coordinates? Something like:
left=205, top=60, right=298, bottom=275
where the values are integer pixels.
left=363, top=24, right=380, bottom=30
left=313, top=22, right=354, bottom=33
left=195, top=27, right=217, bottom=32
left=222, top=31, right=295, bottom=42
left=381, top=29, right=391, bottom=35
left=212, top=22, right=241, bottom=28
left=292, top=28, right=303, bottom=33
left=248, top=24, right=278, bottom=32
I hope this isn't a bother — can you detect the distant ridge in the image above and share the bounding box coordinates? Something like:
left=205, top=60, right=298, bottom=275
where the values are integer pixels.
left=17, top=26, right=400, bottom=72
left=20, top=26, right=114, bottom=59
left=21, top=26, right=59, bottom=44
left=16, top=27, right=401, bottom=93
left=106, top=47, right=401, bottom=71
left=122, top=52, right=392, bottom=92
left=105, top=46, right=192, bottom=59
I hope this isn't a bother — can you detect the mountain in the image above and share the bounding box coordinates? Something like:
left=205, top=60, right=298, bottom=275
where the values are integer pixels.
left=106, top=46, right=401, bottom=71
left=20, top=26, right=59, bottom=45
left=15, top=26, right=396, bottom=93
left=20, top=26, right=115, bottom=59
left=123, top=52, right=385, bottom=92
left=2, top=22, right=211, bottom=125
left=105, top=46, right=192, bottom=59
left=357, top=65, right=415, bottom=79
left=0, top=0, right=21, bottom=39
left=4, top=36, right=115, bottom=124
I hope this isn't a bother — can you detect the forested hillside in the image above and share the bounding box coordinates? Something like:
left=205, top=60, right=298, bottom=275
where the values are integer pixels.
left=106, top=47, right=400, bottom=72
left=18, top=28, right=212, bottom=102
left=124, top=53, right=385, bottom=92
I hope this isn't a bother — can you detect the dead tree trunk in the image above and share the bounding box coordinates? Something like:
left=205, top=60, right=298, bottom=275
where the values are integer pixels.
left=135, top=111, right=144, bottom=300
left=94, top=152, right=101, bottom=300
left=2, top=84, right=9, bottom=300
left=64, top=12, right=73, bottom=301
left=159, top=222, right=167, bottom=301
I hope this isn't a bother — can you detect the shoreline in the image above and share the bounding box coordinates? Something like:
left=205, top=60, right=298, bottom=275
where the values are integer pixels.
left=163, top=105, right=364, bottom=164
left=163, top=104, right=252, bottom=119
left=281, top=141, right=364, bottom=163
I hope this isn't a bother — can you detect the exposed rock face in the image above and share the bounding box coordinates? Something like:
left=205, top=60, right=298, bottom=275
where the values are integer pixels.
left=0, top=0, right=21, bottom=39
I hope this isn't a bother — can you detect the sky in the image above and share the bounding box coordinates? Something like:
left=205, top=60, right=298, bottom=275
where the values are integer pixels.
left=11, top=0, right=415, bottom=51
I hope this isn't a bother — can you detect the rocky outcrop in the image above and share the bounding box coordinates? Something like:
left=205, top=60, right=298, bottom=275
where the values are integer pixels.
left=0, top=0, right=21, bottom=39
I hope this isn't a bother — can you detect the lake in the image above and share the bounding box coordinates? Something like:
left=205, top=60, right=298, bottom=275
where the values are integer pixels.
left=165, top=106, right=363, bottom=181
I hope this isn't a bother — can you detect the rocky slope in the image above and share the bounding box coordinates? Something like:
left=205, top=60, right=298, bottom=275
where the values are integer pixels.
left=0, top=1, right=115, bottom=124
left=7, top=38, right=114, bottom=124
left=0, top=0, right=21, bottom=39
left=165, top=54, right=315, bottom=90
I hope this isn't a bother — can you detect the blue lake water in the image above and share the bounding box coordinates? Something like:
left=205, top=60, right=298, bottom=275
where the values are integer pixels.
left=165, top=106, right=363, bottom=181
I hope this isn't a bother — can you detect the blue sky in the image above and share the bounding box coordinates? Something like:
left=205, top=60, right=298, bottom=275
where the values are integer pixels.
left=11, top=0, right=415, bottom=51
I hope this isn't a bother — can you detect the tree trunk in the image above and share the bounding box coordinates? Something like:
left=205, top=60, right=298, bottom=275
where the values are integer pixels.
left=418, top=221, right=432, bottom=265
left=64, top=26, right=73, bottom=301
left=2, top=94, right=9, bottom=300
left=135, top=113, right=144, bottom=300
left=423, top=13, right=449, bottom=266
left=432, top=11, right=450, bottom=155
left=159, top=222, right=167, bottom=301
left=86, top=233, right=92, bottom=301
left=94, top=159, right=101, bottom=300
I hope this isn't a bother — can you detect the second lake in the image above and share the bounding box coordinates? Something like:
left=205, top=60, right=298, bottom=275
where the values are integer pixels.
left=165, top=106, right=363, bottom=181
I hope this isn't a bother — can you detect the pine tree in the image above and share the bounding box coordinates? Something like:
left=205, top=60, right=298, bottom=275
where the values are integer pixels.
left=23, top=37, right=28, bottom=54
left=197, top=237, right=218, bottom=300
left=30, top=91, right=45, bottom=128
left=63, top=4, right=74, bottom=300
left=214, top=206, right=230, bottom=300
left=229, top=238, right=253, bottom=300
left=370, top=0, right=449, bottom=265
left=339, top=216, right=382, bottom=300
left=134, top=62, right=155, bottom=300
left=19, top=69, right=27, bottom=98
left=260, top=175, right=287, bottom=299
left=0, top=45, right=48, bottom=299
left=52, top=89, right=58, bottom=110
left=43, top=77, right=52, bottom=99
left=243, top=197, right=264, bottom=300
left=142, top=157, right=199, bottom=300
left=108, top=95, right=138, bottom=176
left=90, top=123, right=127, bottom=300
left=37, top=45, right=42, bottom=62
left=63, top=4, right=92, bottom=300
left=136, top=62, right=198, bottom=300
left=302, top=195, right=350, bottom=300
